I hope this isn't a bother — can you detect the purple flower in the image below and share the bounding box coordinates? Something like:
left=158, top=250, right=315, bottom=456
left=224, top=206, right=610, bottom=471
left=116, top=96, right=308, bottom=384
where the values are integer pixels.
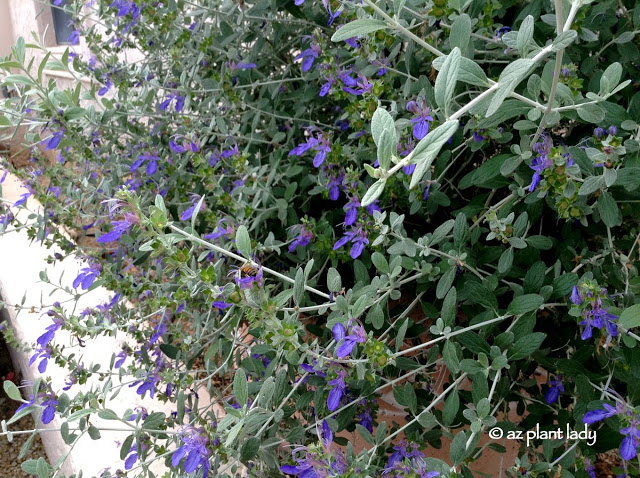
left=234, top=264, right=264, bottom=290
left=67, top=30, right=81, bottom=45
left=42, top=130, right=64, bottom=150
left=528, top=152, right=553, bottom=192
left=114, top=350, right=127, bottom=369
left=294, top=39, right=321, bottom=72
left=320, top=75, right=334, bottom=97
left=289, top=224, right=314, bottom=252
left=608, top=126, right=618, bottom=136
left=384, top=440, right=440, bottom=477
left=130, top=372, right=159, bottom=398
left=40, top=396, right=58, bottom=424
left=327, top=175, right=341, bottom=201
left=289, top=130, right=332, bottom=168
left=322, top=419, right=332, bottom=449
left=180, top=194, right=205, bottom=221
left=584, top=457, right=596, bottom=478
left=227, top=60, right=257, bottom=72
left=212, top=300, right=232, bottom=309
left=343, top=197, right=360, bottom=225
left=131, top=153, right=160, bottom=175
left=570, top=285, right=582, bottom=305
left=337, top=68, right=358, bottom=87
left=407, top=98, right=434, bottom=140
left=545, top=375, right=564, bottom=404
left=204, top=218, right=235, bottom=241
left=13, top=192, right=31, bottom=207
left=327, top=368, right=348, bottom=411
left=110, top=0, right=135, bottom=17
left=73, top=262, right=101, bottom=290
left=98, top=78, right=113, bottom=96
left=620, top=420, right=640, bottom=460
left=583, top=403, right=618, bottom=424
left=495, top=26, right=512, bottom=39
left=343, top=73, right=373, bottom=96
left=473, top=130, right=486, bottom=143
left=332, top=321, right=367, bottom=358
left=97, top=212, right=138, bottom=243
left=373, top=54, right=390, bottom=76
left=333, top=225, right=369, bottom=259
left=172, top=426, right=210, bottom=477
left=169, top=140, right=187, bottom=153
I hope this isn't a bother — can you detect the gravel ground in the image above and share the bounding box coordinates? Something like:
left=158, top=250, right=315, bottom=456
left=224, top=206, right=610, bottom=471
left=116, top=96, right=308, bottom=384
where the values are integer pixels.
left=0, top=336, right=47, bottom=478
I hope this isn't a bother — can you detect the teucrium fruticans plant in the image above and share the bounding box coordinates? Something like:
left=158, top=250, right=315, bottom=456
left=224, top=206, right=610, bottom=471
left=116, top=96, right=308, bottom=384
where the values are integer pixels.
left=1, top=0, right=640, bottom=476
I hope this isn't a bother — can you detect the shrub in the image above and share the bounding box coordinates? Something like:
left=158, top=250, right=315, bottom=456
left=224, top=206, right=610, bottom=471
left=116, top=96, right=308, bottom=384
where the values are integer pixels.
left=1, top=0, right=640, bottom=476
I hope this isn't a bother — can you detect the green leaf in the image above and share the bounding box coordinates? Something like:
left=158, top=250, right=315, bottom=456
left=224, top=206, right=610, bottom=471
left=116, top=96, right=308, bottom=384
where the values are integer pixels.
left=450, top=14, right=471, bottom=51
left=525, top=235, right=553, bottom=250
left=517, top=16, right=534, bottom=56
left=417, top=411, right=438, bottom=429
left=552, top=273, right=578, bottom=297
left=432, top=56, right=490, bottom=87
left=331, top=19, right=388, bottom=42
left=509, top=332, right=546, bottom=359
left=234, top=368, right=249, bottom=407
left=67, top=408, right=96, bottom=421
left=442, top=287, right=457, bottom=327
left=371, top=252, right=389, bottom=274
left=371, top=107, right=395, bottom=146
left=142, top=412, right=165, bottom=430
left=376, top=420, right=388, bottom=442
left=396, top=318, right=409, bottom=352
left=4, top=380, right=22, bottom=401
left=453, top=212, right=468, bottom=247
left=443, top=341, right=460, bottom=374
left=577, top=103, right=606, bottom=124
left=366, top=303, right=385, bottom=329
left=552, top=30, right=577, bottom=51
left=460, top=359, right=486, bottom=374
left=578, top=175, right=604, bottom=195
left=450, top=430, right=471, bottom=465
left=361, top=179, right=387, bottom=207
left=507, top=294, right=543, bottom=315
left=377, top=128, right=395, bottom=170
left=436, top=267, right=456, bottom=299
left=598, top=191, right=621, bottom=227
left=409, top=120, right=459, bottom=188
left=356, top=424, right=375, bottom=445
left=498, top=247, right=514, bottom=274
left=18, top=432, right=36, bottom=460
left=486, top=59, right=533, bottom=117
left=236, top=225, right=252, bottom=258
left=327, top=268, right=342, bottom=291
left=88, top=425, right=101, bottom=440
left=524, top=262, right=546, bottom=293
left=434, top=47, right=461, bottom=115
left=120, top=435, right=134, bottom=460
left=600, top=62, right=622, bottom=95
left=619, top=304, right=640, bottom=330
left=393, top=383, right=417, bottom=414
left=2, top=74, right=35, bottom=86
left=97, top=409, right=119, bottom=420
left=241, top=437, right=260, bottom=463
left=463, top=281, right=498, bottom=312
left=293, top=268, right=305, bottom=305
left=443, top=389, right=460, bottom=425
